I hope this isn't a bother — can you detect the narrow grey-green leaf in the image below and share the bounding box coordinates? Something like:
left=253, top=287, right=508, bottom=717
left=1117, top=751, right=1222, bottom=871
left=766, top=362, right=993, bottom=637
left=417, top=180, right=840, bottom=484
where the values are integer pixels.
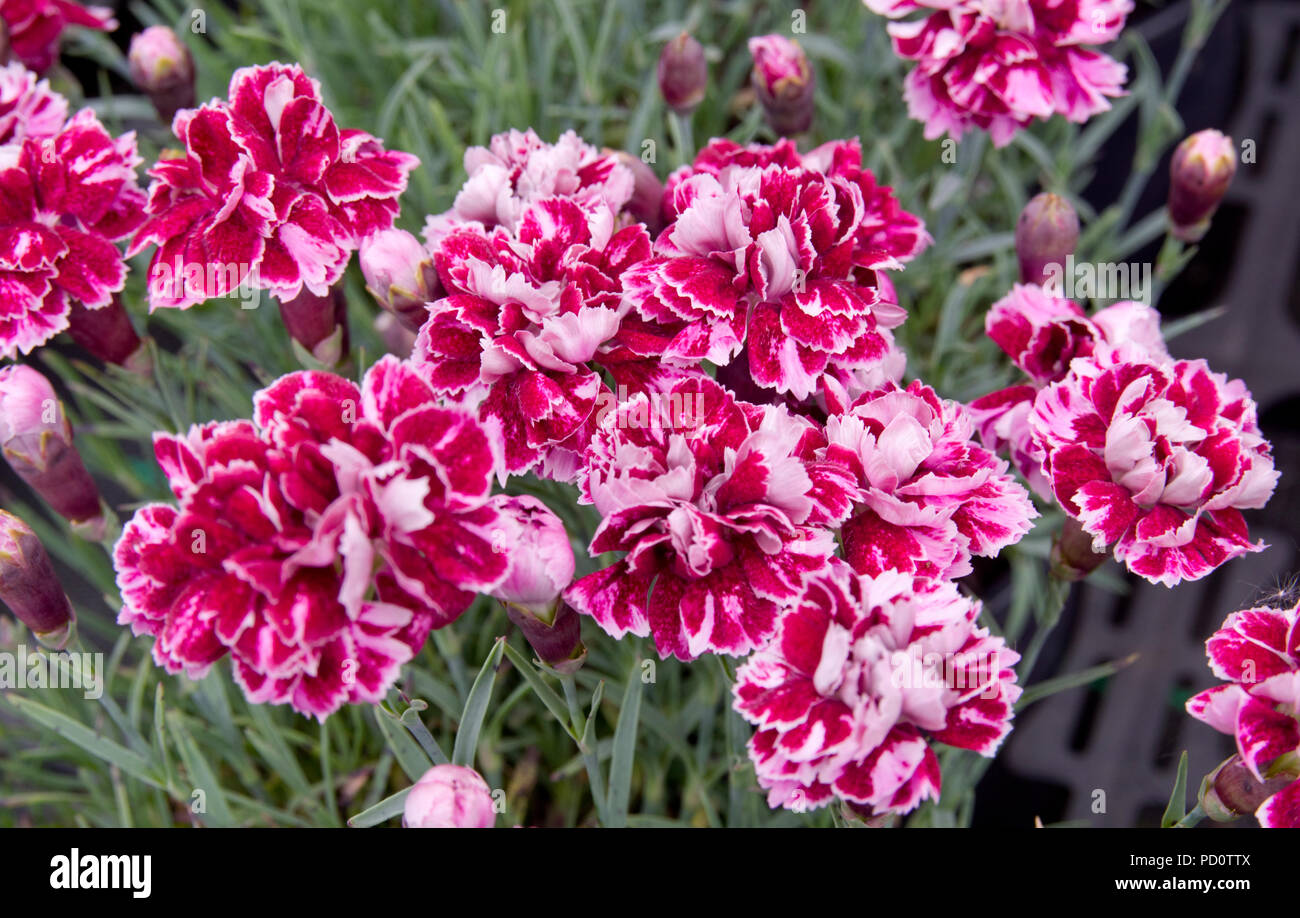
left=501, top=639, right=578, bottom=741
left=451, top=637, right=506, bottom=767
left=1162, top=751, right=1190, bottom=828
left=3, top=694, right=162, bottom=790
left=167, top=711, right=236, bottom=827
left=373, top=705, right=434, bottom=781
left=348, top=788, right=411, bottom=828
left=606, top=660, right=644, bottom=827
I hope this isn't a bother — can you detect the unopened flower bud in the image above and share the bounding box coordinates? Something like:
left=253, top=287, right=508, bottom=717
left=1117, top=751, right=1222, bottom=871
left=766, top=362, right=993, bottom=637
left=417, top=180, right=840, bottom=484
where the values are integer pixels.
left=1016, top=192, right=1079, bottom=288
left=279, top=286, right=349, bottom=366
left=1200, top=753, right=1297, bottom=823
left=128, top=26, right=196, bottom=123
left=658, top=32, right=707, bottom=115
left=507, top=600, right=586, bottom=674
left=66, top=295, right=150, bottom=373
left=488, top=495, right=575, bottom=616
left=359, top=229, right=438, bottom=331
left=486, top=494, right=585, bottom=671
left=748, top=34, right=815, bottom=136
left=1168, top=130, right=1236, bottom=243
left=403, top=764, right=496, bottom=828
left=0, top=509, right=75, bottom=649
left=1050, top=516, right=1108, bottom=581
left=608, top=149, right=664, bottom=235
left=0, top=365, right=104, bottom=538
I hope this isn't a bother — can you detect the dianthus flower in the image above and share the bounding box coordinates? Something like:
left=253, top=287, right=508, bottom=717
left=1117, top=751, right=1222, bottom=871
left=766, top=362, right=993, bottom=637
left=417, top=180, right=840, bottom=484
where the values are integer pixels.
left=622, top=139, right=928, bottom=400
left=0, top=61, right=67, bottom=146
left=822, top=380, right=1036, bottom=580
left=1029, top=356, right=1277, bottom=585
left=1, top=0, right=115, bottom=74
left=422, top=128, right=635, bottom=244
left=864, top=0, right=1131, bottom=146
left=414, top=196, right=653, bottom=481
left=129, top=62, right=418, bottom=309
left=0, top=108, right=144, bottom=358
left=113, top=356, right=510, bottom=719
left=564, top=375, right=854, bottom=661
left=970, top=284, right=1168, bottom=497
left=734, top=561, right=1021, bottom=816
left=1186, top=600, right=1300, bottom=827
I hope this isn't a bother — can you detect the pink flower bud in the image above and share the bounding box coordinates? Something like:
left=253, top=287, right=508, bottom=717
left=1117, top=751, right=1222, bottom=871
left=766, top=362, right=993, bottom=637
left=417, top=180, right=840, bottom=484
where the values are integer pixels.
left=0, top=364, right=104, bottom=537
left=487, top=494, right=575, bottom=617
left=0, top=509, right=75, bottom=648
left=1168, top=130, right=1236, bottom=243
left=658, top=32, right=707, bottom=115
left=359, top=229, right=438, bottom=331
left=1015, top=192, right=1079, bottom=287
left=128, top=26, right=196, bottom=123
left=66, top=295, right=149, bottom=372
left=403, top=764, right=496, bottom=828
left=608, top=149, right=664, bottom=235
left=748, top=34, right=814, bottom=135
left=278, top=286, right=349, bottom=366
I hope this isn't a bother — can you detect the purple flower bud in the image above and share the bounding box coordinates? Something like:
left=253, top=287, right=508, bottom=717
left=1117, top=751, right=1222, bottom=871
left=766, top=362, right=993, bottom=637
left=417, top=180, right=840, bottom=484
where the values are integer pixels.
left=658, top=32, right=707, bottom=115
left=403, top=764, right=496, bottom=828
left=66, top=295, right=150, bottom=373
left=1200, top=754, right=1297, bottom=823
left=507, top=600, right=586, bottom=674
left=1015, top=192, right=1079, bottom=288
left=128, top=26, right=196, bottom=124
left=1050, top=517, right=1107, bottom=582
left=359, top=229, right=438, bottom=331
left=278, top=286, right=349, bottom=366
left=748, top=34, right=815, bottom=136
left=0, top=509, right=75, bottom=648
left=0, top=365, right=104, bottom=538
left=1168, top=130, right=1237, bottom=243
left=607, top=149, right=665, bottom=235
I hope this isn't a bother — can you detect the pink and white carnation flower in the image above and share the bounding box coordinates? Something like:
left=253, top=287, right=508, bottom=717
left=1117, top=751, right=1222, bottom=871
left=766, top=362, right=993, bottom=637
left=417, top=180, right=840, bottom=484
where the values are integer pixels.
left=128, top=62, right=419, bottom=310
left=971, top=284, right=1169, bottom=497
left=0, top=0, right=115, bottom=74
left=623, top=140, right=926, bottom=400
left=1186, top=600, right=1300, bottom=827
left=822, top=380, right=1037, bottom=580
left=423, top=128, right=635, bottom=245
left=0, top=61, right=68, bottom=147
left=665, top=138, right=931, bottom=270
left=414, top=195, right=653, bottom=481
left=1029, top=356, right=1278, bottom=586
left=113, top=356, right=510, bottom=720
left=734, top=560, right=1021, bottom=816
left=864, top=0, right=1132, bottom=147
left=0, top=108, right=145, bottom=359
left=564, top=375, right=854, bottom=661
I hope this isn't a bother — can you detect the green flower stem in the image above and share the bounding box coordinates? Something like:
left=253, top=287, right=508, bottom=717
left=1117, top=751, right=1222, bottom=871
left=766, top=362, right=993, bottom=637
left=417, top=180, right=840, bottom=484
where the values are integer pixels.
left=1111, top=0, right=1232, bottom=237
